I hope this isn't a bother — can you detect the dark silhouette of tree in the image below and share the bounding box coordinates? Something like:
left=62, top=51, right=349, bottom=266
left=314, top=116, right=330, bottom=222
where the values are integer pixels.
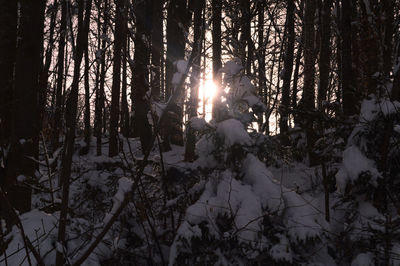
left=109, top=0, right=125, bottom=157
left=132, top=0, right=153, bottom=152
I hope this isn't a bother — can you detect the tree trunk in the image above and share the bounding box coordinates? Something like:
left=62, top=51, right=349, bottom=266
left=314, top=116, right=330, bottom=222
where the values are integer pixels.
left=53, top=0, right=67, bottom=152
left=95, top=0, right=108, bottom=156
left=84, top=33, right=91, bottom=150
left=301, top=0, right=317, bottom=165
left=6, top=0, right=45, bottom=220
left=39, top=0, right=58, bottom=141
left=0, top=0, right=17, bottom=224
left=342, top=0, right=357, bottom=116
left=109, top=0, right=125, bottom=157
left=132, top=0, right=153, bottom=152
left=56, top=0, right=92, bottom=264
left=279, top=0, right=295, bottom=142
left=257, top=1, right=266, bottom=130
left=151, top=0, right=164, bottom=101
left=121, top=29, right=130, bottom=137
left=212, top=0, right=222, bottom=119
left=318, top=0, right=333, bottom=111
left=163, top=0, right=188, bottom=150
left=185, top=0, right=204, bottom=161
left=0, top=0, right=17, bottom=147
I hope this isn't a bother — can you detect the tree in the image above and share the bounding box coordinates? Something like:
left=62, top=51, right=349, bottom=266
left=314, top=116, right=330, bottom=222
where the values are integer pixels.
left=95, top=0, right=108, bottom=156
left=212, top=0, right=222, bottom=119
left=151, top=0, right=164, bottom=101
left=300, top=0, right=316, bottom=165
left=163, top=0, right=189, bottom=150
left=56, top=0, right=92, bottom=263
left=132, top=0, right=153, bottom=152
left=185, top=0, right=204, bottom=161
left=0, top=0, right=16, bottom=147
left=341, top=0, right=356, bottom=116
left=279, top=0, right=295, bottom=142
left=4, top=0, right=45, bottom=222
left=52, top=0, right=67, bottom=152
left=317, top=0, right=333, bottom=112
left=109, top=0, right=125, bottom=157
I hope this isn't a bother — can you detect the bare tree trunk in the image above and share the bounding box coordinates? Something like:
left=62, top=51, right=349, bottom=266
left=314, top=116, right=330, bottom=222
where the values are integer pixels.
left=382, top=0, right=394, bottom=79
left=0, top=0, right=17, bottom=223
left=84, top=35, right=91, bottom=150
left=151, top=0, right=164, bottom=101
left=0, top=0, right=16, bottom=146
left=132, top=0, right=153, bottom=152
left=212, top=0, right=222, bottom=119
left=109, top=0, right=125, bottom=157
left=301, top=0, right=317, bottom=165
left=39, top=0, right=58, bottom=139
left=95, top=0, right=108, bottom=156
left=121, top=31, right=129, bottom=137
left=292, top=32, right=304, bottom=114
left=257, top=1, right=266, bottom=130
left=163, top=0, right=188, bottom=150
left=279, top=0, right=295, bottom=143
left=241, top=0, right=253, bottom=76
left=318, top=0, right=333, bottom=111
left=342, top=0, right=356, bottom=116
left=56, top=0, right=92, bottom=264
left=53, top=0, right=67, bottom=152
left=185, top=0, right=204, bottom=162
left=5, top=0, right=45, bottom=221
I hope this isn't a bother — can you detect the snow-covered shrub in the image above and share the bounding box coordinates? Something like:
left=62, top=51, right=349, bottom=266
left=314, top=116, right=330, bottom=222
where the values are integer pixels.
left=169, top=60, right=324, bottom=265
left=334, top=96, right=400, bottom=265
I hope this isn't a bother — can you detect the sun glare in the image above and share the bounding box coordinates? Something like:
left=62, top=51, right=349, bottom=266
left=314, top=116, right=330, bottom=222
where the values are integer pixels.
left=198, top=79, right=217, bottom=121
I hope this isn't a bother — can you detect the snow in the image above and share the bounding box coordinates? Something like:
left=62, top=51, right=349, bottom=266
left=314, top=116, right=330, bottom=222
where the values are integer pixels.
left=360, top=97, right=400, bottom=122
left=269, top=234, right=293, bottom=263
left=0, top=209, right=58, bottom=266
left=242, top=154, right=282, bottom=211
left=176, top=59, right=188, bottom=74
left=284, top=190, right=320, bottom=240
left=243, top=95, right=267, bottom=110
left=171, top=72, right=183, bottom=85
left=351, top=252, right=374, bottom=266
left=17, top=174, right=27, bottom=182
left=189, top=117, right=208, bottom=131
left=216, top=119, right=252, bottom=147
left=104, top=177, right=133, bottom=224
left=220, top=59, right=243, bottom=75
left=336, top=146, right=380, bottom=191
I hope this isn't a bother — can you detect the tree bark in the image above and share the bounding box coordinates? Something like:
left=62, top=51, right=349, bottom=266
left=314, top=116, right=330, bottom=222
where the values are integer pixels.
left=84, top=29, right=91, bottom=150
left=279, top=0, right=295, bottom=142
left=163, top=0, right=189, bottom=150
left=342, top=0, right=357, bottom=116
left=53, top=0, right=68, bottom=152
left=212, top=0, right=222, bottom=119
left=301, top=0, right=317, bottom=165
left=6, top=0, right=45, bottom=220
left=109, top=0, right=125, bottom=157
left=318, top=0, right=333, bottom=111
left=132, top=0, right=153, bottom=152
left=56, top=0, right=92, bottom=264
left=185, top=0, right=204, bottom=161
left=151, top=0, right=164, bottom=101
left=95, top=0, right=108, bottom=156
left=0, top=0, right=17, bottom=147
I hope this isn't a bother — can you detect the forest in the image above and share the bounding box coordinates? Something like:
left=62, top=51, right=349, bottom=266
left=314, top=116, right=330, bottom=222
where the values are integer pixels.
left=1, top=0, right=400, bottom=265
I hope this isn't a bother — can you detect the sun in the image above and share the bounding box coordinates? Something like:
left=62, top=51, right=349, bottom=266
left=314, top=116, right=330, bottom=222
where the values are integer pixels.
left=197, top=79, right=217, bottom=121
left=201, top=79, right=217, bottom=100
